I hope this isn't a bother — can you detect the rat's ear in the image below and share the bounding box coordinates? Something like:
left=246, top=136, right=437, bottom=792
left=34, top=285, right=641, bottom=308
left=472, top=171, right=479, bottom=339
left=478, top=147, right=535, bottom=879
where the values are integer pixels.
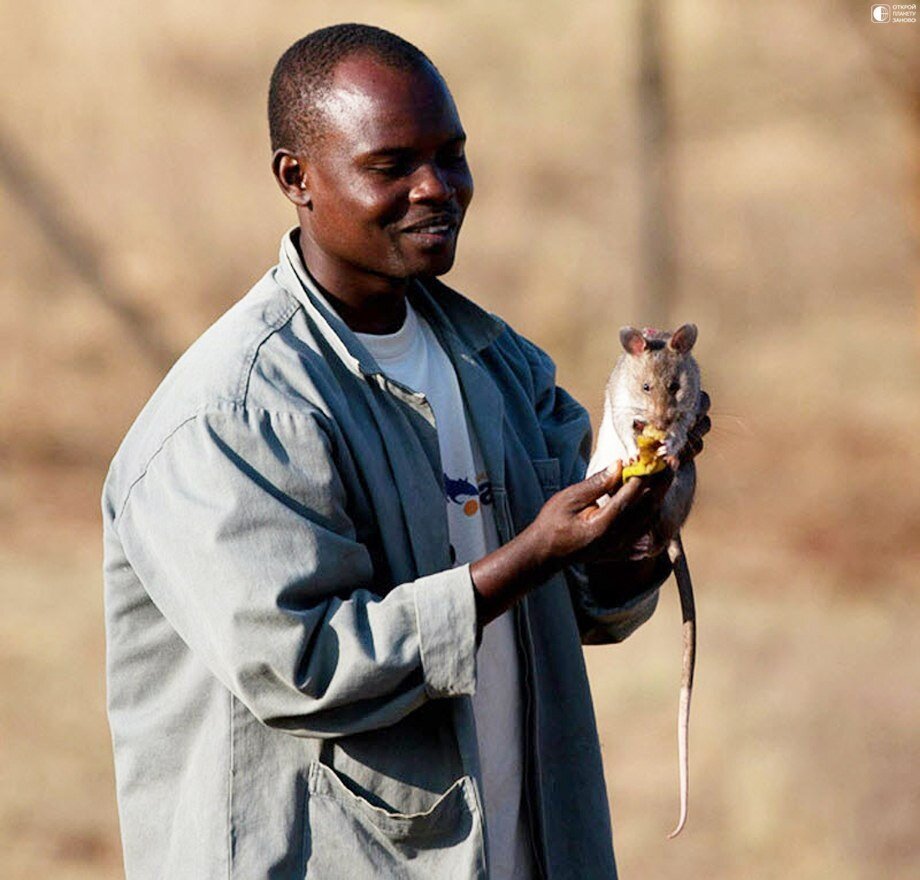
left=668, top=324, right=698, bottom=354
left=619, top=326, right=647, bottom=355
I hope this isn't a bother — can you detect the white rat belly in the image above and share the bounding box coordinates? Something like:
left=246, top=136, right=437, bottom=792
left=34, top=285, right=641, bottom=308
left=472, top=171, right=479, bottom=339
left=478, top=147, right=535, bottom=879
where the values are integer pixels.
left=587, top=391, right=639, bottom=479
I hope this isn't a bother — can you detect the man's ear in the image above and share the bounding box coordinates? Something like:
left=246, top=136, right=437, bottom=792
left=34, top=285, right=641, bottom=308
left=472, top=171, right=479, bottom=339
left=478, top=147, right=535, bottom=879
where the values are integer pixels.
left=272, top=150, right=311, bottom=207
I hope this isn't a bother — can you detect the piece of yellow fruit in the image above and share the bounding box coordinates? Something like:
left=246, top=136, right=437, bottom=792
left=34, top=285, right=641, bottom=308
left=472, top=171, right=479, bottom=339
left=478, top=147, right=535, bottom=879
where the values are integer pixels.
left=622, top=425, right=668, bottom=479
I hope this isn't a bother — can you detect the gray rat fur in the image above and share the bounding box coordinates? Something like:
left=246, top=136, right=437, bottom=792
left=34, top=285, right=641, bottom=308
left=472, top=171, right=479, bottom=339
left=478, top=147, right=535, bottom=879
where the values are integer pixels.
left=586, top=323, right=701, bottom=838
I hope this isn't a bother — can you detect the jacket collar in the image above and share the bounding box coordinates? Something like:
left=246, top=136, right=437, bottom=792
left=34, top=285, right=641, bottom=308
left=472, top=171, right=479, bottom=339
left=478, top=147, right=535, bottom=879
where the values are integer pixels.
left=276, top=228, right=504, bottom=378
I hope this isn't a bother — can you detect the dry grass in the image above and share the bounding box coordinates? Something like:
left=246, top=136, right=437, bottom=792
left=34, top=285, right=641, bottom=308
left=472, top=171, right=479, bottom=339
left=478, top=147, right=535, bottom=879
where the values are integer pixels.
left=2, top=533, right=917, bottom=879
left=588, top=576, right=920, bottom=880
left=1, top=0, right=917, bottom=876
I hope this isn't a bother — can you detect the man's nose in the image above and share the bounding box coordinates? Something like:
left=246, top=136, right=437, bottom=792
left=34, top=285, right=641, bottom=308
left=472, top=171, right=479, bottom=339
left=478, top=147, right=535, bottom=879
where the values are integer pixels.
left=409, top=163, right=452, bottom=203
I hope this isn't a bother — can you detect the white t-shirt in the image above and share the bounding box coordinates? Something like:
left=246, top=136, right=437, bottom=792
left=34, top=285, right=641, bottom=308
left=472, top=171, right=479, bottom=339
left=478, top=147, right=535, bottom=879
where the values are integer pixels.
left=355, top=299, right=534, bottom=879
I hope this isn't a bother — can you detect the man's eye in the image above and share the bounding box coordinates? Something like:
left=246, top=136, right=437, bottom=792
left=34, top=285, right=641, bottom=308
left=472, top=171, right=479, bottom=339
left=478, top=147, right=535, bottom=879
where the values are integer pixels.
left=371, top=165, right=408, bottom=178
left=440, top=148, right=466, bottom=166
left=368, top=158, right=412, bottom=178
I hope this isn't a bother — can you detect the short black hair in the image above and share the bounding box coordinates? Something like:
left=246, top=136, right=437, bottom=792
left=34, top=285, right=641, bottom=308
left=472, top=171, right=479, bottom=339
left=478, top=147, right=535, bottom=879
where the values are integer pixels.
left=268, top=23, right=436, bottom=154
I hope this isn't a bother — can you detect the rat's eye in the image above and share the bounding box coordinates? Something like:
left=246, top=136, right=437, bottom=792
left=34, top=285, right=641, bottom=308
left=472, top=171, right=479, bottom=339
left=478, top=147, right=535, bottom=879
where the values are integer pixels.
left=668, top=381, right=680, bottom=394
left=641, top=383, right=651, bottom=393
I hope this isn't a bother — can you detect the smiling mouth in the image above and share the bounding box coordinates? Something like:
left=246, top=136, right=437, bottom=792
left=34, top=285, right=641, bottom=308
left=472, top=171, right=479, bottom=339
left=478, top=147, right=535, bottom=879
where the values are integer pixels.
left=401, top=215, right=460, bottom=238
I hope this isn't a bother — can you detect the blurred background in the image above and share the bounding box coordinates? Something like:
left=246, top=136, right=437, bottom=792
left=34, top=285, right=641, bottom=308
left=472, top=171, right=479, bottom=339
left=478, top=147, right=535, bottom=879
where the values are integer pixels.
left=1, top=1, right=917, bottom=877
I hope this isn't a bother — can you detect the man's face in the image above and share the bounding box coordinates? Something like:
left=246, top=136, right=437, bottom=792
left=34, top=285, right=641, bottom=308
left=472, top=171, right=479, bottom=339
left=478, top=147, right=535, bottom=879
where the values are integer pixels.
left=296, top=55, right=474, bottom=297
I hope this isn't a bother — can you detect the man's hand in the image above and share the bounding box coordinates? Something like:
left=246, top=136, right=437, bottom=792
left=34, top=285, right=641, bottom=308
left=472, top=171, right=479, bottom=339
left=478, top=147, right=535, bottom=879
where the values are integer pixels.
left=586, top=465, right=674, bottom=563
left=680, top=390, right=711, bottom=464
left=529, top=463, right=669, bottom=563
left=470, top=393, right=710, bottom=626
left=581, top=396, right=710, bottom=607
left=470, top=464, right=672, bottom=625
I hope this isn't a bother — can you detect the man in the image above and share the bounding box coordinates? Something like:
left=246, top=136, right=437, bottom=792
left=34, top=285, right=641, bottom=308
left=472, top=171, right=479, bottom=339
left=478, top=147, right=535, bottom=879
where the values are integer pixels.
left=103, top=23, right=708, bottom=880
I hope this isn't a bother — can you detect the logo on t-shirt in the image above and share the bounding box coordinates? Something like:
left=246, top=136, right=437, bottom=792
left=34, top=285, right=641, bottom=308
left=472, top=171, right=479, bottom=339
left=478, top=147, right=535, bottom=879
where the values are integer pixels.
left=443, top=471, right=493, bottom=517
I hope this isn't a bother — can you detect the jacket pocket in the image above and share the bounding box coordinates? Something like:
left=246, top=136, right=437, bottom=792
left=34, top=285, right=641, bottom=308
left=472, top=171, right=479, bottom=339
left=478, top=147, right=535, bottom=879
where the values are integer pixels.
left=303, top=761, right=486, bottom=879
left=532, top=456, right=561, bottom=499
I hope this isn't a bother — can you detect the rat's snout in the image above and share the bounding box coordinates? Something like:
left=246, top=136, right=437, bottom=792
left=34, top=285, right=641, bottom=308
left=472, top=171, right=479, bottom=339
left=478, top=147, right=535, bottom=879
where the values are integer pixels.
left=649, top=413, right=673, bottom=434
left=649, top=403, right=682, bottom=435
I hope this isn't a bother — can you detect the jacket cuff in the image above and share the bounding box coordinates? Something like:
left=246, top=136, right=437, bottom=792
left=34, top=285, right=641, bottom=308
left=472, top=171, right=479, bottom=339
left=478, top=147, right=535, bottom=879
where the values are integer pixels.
left=413, top=564, right=478, bottom=698
left=573, top=554, right=669, bottom=645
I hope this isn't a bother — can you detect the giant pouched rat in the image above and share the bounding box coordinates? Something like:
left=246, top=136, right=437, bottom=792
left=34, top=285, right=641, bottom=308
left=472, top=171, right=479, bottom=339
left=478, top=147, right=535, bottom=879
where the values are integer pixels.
left=587, top=323, right=701, bottom=838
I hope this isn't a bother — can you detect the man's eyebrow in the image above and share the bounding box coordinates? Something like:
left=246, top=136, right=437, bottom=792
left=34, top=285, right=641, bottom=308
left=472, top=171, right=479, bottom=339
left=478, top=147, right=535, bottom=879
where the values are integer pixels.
left=360, top=134, right=467, bottom=161
left=360, top=146, right=414, bottom=160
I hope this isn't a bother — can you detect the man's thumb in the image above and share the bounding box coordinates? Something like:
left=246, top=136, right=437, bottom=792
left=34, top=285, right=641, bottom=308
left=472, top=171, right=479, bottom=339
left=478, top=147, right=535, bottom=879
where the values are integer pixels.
left=575, top=462, right=623, bottom=503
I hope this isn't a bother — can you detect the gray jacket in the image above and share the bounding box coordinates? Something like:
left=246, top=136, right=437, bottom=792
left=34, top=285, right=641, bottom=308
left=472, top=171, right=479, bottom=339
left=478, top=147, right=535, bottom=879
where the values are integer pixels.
left=102, top=230, right=663, bottom=879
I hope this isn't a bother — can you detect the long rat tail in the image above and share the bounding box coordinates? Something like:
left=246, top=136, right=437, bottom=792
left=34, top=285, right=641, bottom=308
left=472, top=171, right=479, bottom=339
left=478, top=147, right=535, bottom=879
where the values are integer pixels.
left=667, top=533, right=696, bottom=839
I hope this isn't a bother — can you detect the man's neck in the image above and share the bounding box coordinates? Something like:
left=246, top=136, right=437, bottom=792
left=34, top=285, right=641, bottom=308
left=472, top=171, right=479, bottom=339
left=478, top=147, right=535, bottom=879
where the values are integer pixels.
left=317, top=287, right=408, bottom=335
left=295, top=232, right=409, bottom=335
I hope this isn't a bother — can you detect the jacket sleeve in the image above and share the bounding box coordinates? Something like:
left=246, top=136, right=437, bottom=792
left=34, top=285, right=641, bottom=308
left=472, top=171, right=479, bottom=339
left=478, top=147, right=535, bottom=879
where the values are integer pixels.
left=517, top=334, right=666, bottom=644
left=111, top=405, right=478, bottom=737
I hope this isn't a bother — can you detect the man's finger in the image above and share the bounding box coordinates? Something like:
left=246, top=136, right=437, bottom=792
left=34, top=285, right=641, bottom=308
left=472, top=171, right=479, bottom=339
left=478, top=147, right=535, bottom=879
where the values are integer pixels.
left=588, top=475, right=644, bottom=530
left=570, top=462, right=623, bottom=505
left=682, top=404, right=711, bottom=463
left=616, top=469, right=670, bottom=525
left=697, top=390, right=711, bottom=418
left=643, top=466, right=674, bottom=500
left=690, top=414, right=711, bottom=441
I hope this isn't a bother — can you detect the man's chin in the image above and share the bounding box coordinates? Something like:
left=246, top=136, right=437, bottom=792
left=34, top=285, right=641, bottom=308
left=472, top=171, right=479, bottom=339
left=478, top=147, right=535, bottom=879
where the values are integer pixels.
left=410, top=248, right=458, bottom=278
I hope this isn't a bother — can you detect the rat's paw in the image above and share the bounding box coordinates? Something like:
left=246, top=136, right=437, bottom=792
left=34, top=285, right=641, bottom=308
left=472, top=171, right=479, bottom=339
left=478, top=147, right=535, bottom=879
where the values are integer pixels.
left=623, top=426, right=668, bottom=479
